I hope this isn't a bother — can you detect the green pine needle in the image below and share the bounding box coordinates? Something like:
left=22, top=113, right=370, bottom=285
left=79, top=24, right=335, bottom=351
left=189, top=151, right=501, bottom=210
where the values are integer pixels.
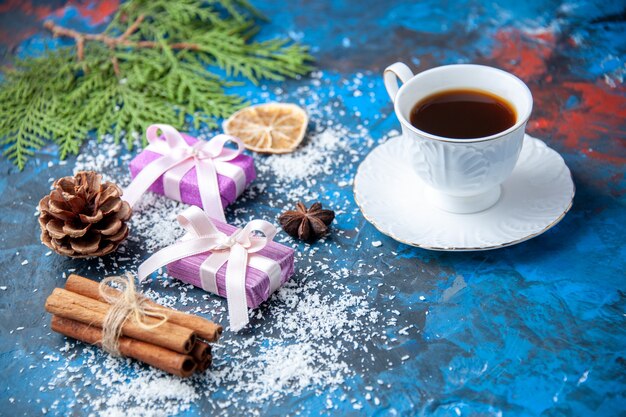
left=0, top=0, right=313, bottom=170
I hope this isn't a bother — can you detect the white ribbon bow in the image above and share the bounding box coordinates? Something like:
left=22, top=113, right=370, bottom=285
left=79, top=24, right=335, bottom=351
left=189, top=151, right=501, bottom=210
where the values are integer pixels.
left=124, top=124, right=246, bottom=222
left=137, top=206, right=281, bottom=331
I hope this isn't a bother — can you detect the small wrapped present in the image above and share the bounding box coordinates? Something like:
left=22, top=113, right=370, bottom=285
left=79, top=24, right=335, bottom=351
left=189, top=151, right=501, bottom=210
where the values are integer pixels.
left=124, top=124, right=255, bottom=222
left=138, top=206, right=295, bottom=330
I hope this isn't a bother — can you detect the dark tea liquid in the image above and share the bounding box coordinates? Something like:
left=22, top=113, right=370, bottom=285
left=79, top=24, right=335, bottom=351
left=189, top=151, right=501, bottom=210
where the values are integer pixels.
left=409, top=89, right=516, bottom=139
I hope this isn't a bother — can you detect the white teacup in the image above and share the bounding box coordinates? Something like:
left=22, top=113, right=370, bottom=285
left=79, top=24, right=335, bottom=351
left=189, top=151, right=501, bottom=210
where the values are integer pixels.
left=383, top=63, right=533, bottom=214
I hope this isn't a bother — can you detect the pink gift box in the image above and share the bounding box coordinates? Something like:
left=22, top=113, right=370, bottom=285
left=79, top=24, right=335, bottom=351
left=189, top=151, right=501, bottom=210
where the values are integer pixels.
left=129, top=133, right=256, bottom=209
left=167, top=220, right=295, bottom=308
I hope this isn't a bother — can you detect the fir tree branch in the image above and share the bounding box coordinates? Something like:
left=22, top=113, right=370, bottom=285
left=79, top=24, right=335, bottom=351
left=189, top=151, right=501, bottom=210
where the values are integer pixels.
left=1, top=0, right=314, bottom=170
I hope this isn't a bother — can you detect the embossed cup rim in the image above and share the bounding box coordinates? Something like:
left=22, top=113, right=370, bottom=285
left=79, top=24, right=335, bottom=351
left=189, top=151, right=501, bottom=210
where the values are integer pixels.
left=393, top=64, right=534, bottom=144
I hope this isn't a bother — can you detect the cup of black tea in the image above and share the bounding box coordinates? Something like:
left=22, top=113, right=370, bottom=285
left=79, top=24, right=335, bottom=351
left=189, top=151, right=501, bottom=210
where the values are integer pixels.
left=383, top=63, right=533, bottom=214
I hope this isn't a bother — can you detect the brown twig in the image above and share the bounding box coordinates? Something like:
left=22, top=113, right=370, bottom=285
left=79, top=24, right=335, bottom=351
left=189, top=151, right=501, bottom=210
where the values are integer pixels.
left=44, top=19, right=129, bottom=47
left=45, top=15, right=150, bottom=77
left=111, top=56, right=120, bottom=76
left=135, top=40, right=202, bottom=51
left=43, top=15, right=203, bottom=58
left=76, top=36, right=85, bottom=60
left=120, top=14, right=145, bottom=41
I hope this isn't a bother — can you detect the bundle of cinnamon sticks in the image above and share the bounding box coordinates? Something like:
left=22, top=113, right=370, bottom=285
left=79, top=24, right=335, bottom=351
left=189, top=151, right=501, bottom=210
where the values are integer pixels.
left=45, top=274, right=222, bottom=377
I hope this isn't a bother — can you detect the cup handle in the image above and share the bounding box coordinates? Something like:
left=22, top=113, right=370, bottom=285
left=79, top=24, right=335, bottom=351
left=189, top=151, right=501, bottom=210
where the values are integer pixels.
left=384, top=62, right=414, bottom=103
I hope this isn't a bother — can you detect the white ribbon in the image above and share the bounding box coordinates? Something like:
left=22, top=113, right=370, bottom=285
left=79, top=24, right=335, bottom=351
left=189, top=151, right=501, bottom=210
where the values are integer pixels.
left=123, top=124, right=247, bottom=222
left=137, top=206, right=281, bottom=331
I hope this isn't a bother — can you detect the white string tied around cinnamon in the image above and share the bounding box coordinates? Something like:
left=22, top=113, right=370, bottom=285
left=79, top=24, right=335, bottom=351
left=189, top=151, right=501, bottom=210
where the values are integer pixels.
left=98, top=273, right=169, bottom=355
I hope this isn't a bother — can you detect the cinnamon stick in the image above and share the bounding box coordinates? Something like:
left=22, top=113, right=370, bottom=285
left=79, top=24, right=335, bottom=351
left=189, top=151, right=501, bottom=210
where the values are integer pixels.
left=51, top=316, right=196, bottom=377
left=197, top=355, right=213, bottom=373
left=66, top=274, right=222, bottom=342
left=190, top=340, right=211, bottom=362
left=45, top=288, right=195, bottom=354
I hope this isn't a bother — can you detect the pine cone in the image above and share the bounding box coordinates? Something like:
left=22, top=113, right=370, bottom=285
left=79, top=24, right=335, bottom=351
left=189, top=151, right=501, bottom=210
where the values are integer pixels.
left=38, top=171, right=132, bottom=258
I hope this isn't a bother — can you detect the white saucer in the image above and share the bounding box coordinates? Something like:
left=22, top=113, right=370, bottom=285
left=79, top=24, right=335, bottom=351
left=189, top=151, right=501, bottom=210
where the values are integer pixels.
left=354, top=135, right=575, bottom=251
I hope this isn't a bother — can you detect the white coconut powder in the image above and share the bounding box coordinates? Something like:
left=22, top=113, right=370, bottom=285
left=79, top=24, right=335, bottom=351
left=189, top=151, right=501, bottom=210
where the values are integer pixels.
left=36, top=71, right=401, bottom=416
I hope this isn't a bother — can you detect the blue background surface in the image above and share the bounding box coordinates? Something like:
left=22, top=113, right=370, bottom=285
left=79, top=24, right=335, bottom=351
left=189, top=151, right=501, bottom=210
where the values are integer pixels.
left=1, top=0, right=625, bottom=416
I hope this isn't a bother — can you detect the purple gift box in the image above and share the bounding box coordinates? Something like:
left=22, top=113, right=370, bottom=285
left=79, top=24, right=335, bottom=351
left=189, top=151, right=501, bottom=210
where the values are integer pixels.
left=128, top=133, right=256, bottom=209
left=167, top=220, right=295, bottom=308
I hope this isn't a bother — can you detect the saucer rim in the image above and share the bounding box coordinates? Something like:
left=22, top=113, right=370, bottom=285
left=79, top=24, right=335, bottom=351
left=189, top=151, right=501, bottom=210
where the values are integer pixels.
left=353, top=135, right=576, bottom=251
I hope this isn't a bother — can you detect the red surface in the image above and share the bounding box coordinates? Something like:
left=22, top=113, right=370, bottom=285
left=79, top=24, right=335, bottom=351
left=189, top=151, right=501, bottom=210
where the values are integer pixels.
left=0, top=0, right=118, bottom=51
left=0, top=0, right=118, bottom=23
left=491, top=28, right=626, bottom=164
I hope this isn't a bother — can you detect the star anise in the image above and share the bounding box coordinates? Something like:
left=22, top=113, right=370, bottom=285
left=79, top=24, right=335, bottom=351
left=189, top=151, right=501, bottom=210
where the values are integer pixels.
left=278, top=202, right=335, bottom=242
